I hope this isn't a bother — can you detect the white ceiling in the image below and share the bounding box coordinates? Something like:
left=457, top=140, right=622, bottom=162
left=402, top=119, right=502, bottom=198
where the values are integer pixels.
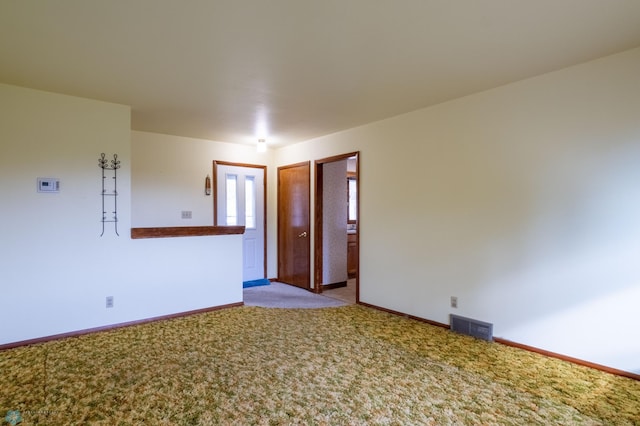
left=2, top=1, right=640, bottom=148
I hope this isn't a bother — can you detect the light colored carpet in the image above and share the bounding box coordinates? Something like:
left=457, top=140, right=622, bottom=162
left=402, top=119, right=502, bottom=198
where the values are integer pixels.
left=243, top=281, right=349, bottom=308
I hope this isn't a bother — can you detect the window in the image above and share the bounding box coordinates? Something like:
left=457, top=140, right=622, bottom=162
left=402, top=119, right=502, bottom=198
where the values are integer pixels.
left=245, top=176, right=256, bottom=229
left=225, top=174, right=237, bottom=225
left=225, top=174, right=256, bottom=228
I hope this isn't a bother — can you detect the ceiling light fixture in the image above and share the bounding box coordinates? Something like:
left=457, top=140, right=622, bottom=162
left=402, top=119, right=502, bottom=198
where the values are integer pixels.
left=257, top=138, right=267, bottom=152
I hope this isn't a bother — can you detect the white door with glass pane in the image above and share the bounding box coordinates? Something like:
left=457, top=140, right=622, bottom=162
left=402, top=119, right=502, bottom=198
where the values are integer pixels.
left=216, top=164, right=265, bottom=283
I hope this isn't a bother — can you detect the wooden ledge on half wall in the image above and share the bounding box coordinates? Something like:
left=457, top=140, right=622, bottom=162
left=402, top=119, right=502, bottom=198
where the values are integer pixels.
left=131, top=226, right=245, bottom=239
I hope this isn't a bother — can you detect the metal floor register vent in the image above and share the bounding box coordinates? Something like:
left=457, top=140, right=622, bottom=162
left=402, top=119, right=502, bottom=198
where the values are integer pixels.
left=450, top=314, right=493, bottom=341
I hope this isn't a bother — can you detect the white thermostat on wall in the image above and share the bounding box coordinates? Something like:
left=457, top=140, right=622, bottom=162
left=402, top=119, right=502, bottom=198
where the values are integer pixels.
left=37, top=177, right=60, bottom=193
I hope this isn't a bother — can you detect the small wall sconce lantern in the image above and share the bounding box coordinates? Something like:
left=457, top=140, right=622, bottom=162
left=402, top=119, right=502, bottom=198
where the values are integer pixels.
left=205, top=174, right=211, bottom=196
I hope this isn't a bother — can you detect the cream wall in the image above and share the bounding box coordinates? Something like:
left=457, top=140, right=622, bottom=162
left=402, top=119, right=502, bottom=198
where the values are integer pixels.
left=132, top=131, right=273, bottom=226
left=0, top=85, right=242, bottom=345
left=3, top=46, right=638, bottom=373
left=275, top=48, right=640, bottom=373
left=131, top=131, right=278, bottom=277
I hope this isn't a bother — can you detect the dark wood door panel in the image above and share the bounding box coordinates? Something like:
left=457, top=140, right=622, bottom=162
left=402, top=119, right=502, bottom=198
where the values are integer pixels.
left=278, top=162, right=311, bottom=288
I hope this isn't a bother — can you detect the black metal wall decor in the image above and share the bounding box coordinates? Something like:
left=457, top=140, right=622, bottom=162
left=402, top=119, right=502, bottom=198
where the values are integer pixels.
left=99, top=153, right=120, bottom=236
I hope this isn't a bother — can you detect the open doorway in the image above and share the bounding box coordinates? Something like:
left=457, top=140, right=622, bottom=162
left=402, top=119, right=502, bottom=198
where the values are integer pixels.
left=314, top=152, right=359, bottom=303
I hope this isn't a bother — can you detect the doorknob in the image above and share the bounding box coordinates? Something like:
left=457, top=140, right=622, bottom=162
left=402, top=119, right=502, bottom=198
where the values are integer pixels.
left=298, top=231, right=308, bottom=238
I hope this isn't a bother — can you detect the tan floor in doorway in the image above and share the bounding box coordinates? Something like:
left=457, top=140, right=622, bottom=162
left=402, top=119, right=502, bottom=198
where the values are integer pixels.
left=323, top=278, right=356, bottom=304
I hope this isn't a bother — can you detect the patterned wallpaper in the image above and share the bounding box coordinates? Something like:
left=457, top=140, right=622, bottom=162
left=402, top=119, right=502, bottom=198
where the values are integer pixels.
left=322, top=159, right=348, bottom=285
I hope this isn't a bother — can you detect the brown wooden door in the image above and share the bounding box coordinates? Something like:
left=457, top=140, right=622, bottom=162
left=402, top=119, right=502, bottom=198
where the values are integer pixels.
left=278, top=162, right=311, bottom=289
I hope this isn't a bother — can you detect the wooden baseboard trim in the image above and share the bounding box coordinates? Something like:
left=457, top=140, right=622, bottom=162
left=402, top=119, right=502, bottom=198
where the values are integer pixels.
left=357, top=301, right=449, bottom=329
left=357, top=301, right=639, bottom=381
left=0, top=302, right=244, bottom=351
left=322, top=281, right=347, bottom=290
left=494, top=338, right=640, bottom=381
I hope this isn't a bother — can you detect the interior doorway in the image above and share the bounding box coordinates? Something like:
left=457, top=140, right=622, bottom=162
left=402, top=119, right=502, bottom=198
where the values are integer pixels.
left=314, top=152, right=359, bottom=303
left=277, top=161, right=311, bottom=289
left=213, top=161, right=267, bottom=284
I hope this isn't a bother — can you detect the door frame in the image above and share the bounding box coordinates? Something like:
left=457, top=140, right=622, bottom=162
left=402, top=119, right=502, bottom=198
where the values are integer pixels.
left=314, top=151, right=359, bottom=302
left=213, top=160, right=267, bottom=279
